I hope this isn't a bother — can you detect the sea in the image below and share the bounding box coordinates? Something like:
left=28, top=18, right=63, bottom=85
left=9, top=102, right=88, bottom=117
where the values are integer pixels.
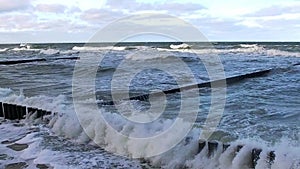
left=0, top=42, right=299, bottom=169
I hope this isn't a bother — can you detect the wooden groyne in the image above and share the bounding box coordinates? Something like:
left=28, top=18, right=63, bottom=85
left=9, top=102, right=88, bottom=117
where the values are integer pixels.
left=103, top=61, right=300, bottom=105
left=0, top=102, right=51, bottom=120
left=198, top=140, right=276, bottom=169
left=0, top=102, right=282, bottom=169
left=102, top=69, right=271, bottom=105
left=0, top=57, right=79, bottom=65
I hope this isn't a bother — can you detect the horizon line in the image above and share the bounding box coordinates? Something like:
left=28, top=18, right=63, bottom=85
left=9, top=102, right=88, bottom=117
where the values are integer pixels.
left=0, top=40, right=299, bottom=45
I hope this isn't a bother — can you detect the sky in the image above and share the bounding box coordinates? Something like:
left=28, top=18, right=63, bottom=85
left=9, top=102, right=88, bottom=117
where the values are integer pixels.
left=0, top=0, right=299, bottom=43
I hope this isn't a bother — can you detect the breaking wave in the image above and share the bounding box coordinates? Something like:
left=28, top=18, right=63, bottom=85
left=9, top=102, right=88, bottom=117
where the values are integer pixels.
left=157, top=44, right=300, bottom=58
left=40, top=49, right=60, bottom=55
left=170, top=43, right=191, bottom=49
left=239, top=44, right=258, bottom=48
left=0, top=48, right=8, bottom=52
left=0, top=88, right=299, bottom=169
left=72, top=46, right=139, bottom=52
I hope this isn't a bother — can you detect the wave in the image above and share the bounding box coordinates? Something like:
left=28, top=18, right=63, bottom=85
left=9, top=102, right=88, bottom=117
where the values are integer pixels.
left=266, top=49, right=300, bottom=57
left=60, top=50, right=79, bottom=55
left=0, top=88, right=299, bottom=169
left=167, top=46, right=300, bottom=57
left=0, top=48, right=8, bottom=52
left=157, top=44, right=300, bottom=58
left=11, top=48, right=40, bottom=52
left=40, top=49, right=79, bottom=56
left=10, top=43, right=39, bottom=52
left=125, top=49, right=170, bottom=60
left=0, top=88, right=66, bottom=113
left=170, top=43, right=191, bottom=49
left=72, top=46, right=135, bottom=52
left=72, top=46, right=107, bottom=51
left=40, top=49, right=60, bottom=55
left=239, top=44, right=258, bottom=48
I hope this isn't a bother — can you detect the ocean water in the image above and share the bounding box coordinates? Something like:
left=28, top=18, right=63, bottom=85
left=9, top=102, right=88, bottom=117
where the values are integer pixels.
left=0, top=42, right=299, bottom=168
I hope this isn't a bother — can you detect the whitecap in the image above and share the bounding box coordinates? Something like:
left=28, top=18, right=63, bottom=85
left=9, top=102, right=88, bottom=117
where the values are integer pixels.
left=72, top=46, right=128, bottom=52
left=40, top=49, right=60, bottom=55
left=0, top=48, right=8, bottom=52
left=170, top=43, right=191, bottom=49
left=240, top=44, right=258, bottom=48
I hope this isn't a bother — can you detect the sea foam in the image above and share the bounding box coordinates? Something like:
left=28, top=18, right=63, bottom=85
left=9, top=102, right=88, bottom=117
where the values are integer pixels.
left=0, top=88, right=299, bottom=169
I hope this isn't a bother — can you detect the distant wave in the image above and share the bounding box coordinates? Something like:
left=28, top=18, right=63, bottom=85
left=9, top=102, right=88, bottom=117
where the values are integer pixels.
left=11, top=43, right=40, bottom=52
left=239, top=44, right=258, bottom=48
left=170, top=43, right=191, bottom=49
left=60, top=50, right=80, bottom=55
left=266, top=49, right=300, bottom=57
left=39, top=49, right=79, bottom=55
left=0, top=48, right=8, bottom=52
left=164, top=44, right=300, bottom=57
left=2, top=43, right=300, bottom=58
left=125, top=49, right=170, bottom=60
left=11, top=47, right=40, bottom=52
left=72, top=46, right=137, bottom=52
left=127, top=44, right=300, bottom=61
left=40, top=49, right=60, bottom=55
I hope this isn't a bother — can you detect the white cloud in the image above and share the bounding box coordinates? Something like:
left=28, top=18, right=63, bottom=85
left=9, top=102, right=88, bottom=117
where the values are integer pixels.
left=0, top=14, right=36, bottom=32
left=0, top=0, right=31, bottom=12
left=80, top=8, right=123, bottom=25
left=105, top=0, right=206, bottom=15
left=31, top=0, right=106, bottom=11
left=0, top=0, right=300, bottom=42
left=246, top=4, right=300, bottom=17
left=156, top=2, right=206, bottom=14
left=35, top=4, right=66, bottom=13
left=236, top=20, right=263, bottom=28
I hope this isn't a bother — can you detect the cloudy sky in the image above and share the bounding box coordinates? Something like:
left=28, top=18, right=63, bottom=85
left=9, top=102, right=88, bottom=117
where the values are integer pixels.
left=0, top=0, right=299, bottom=43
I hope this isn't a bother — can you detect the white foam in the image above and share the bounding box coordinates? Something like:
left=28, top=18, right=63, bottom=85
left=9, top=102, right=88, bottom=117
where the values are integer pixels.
left=0, top=88, right=299, bottom=168
left=162, top=45, right=300, bottom=58
left=240, top=44, right=258, bottom=48
left=170, top=43, right=191, bottom=49
left=0, top=88, right=13, bottom=99
left=0, top=88, right=67, bottom=114
left=33, top=150, right=65, bottom=167
left=16, top=133, right=40, bottom=144
left=20, top=140, right=42, bottom=160
left=47, top=101, right=300, bottom=168
left=40, top=49, right=60, bottom=55
left=48, top=103, right=300, bottom=169
left=72, top=46, right=128, bottom=52
left=60, top=50, right=79, bottom=55
left=193, top=45, right=264, bottom=55
left=266, top=49, right=300, bottom=57
left=0, top=48, right=8, bottom=52
left=11, top=47, right=40, bottom=52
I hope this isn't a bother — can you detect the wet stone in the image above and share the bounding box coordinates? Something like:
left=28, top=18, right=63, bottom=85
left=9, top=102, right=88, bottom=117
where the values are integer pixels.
left=1, top=140, right=11, bottom=144
left=13, top=123, right=25, bottom=127
left=0, top=154, right=8, bottom=160
left=7, top=143, right=28, bottom=151
left=27, top=127, right=40, bottom=134
left=36, top=164, right=53, bottom=169
left=5, top=162, right=28, bottom=169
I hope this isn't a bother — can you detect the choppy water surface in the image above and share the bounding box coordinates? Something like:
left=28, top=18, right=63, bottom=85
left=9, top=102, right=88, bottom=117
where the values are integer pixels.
left=0, top=42, right=299, bottom=168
